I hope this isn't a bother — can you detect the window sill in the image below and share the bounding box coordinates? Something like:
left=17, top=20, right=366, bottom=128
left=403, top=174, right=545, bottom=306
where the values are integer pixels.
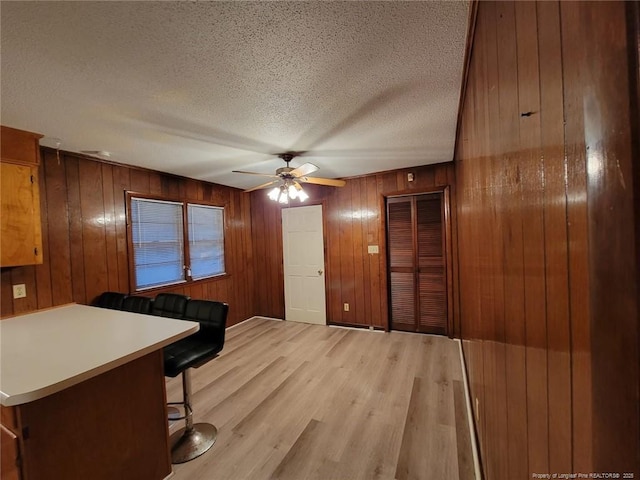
left=132, top=274, right=230, bottom=296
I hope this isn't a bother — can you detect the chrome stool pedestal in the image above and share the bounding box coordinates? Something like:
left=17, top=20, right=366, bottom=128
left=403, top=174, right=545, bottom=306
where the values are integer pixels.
left=168, top=370, right=217, bottom=464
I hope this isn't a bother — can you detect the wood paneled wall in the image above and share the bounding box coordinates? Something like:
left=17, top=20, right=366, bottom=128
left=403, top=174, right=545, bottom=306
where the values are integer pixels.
left=251, top=162, right=457, bottom=333
left=456, top=1, right=640, bottom=478
left=0, top=149, right=254, bottom=326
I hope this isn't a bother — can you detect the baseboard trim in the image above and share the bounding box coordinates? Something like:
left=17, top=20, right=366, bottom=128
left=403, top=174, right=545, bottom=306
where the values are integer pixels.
left=251, top=315, right=284, bottom=322
left=455, top=338, right=482, bottom=480
left=226, top=315, right=283, bottom=330
left=328, top=324, right=385, bottom=332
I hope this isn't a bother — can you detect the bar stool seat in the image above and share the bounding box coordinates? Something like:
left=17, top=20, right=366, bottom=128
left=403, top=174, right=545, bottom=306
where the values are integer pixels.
left=164, top=337, right=221, bottom=377
left=163, top=299, right=228, bottom=464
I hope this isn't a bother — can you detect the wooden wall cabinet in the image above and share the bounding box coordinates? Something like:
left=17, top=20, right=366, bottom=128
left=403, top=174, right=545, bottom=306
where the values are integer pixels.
left=1, top=126, right=44, bottom=267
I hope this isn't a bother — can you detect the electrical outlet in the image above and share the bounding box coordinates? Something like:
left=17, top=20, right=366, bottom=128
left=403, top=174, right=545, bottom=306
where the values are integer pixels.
left=13, top=284, right=26, bottom=299
left=344, top=303, right=350, bottom=312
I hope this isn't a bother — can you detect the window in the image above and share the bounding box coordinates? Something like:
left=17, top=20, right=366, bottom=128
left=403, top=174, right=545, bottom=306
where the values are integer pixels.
left=188, top=203, right=225, bottom=280
left=130, top=198, right=185, bottom=289
left=128, top=196, right=225, bottom=291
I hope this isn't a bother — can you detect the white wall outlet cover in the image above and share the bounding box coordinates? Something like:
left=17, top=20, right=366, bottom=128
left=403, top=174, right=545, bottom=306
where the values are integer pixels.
left=12, top=284, right=26, bottom=299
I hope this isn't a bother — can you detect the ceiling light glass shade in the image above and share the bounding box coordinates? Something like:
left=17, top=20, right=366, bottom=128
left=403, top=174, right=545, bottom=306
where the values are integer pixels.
left=268, top=187, right=280, bottom=200
left=288, top=184, right=298, bottom=199
left=297, top=188, right=309, bottom=202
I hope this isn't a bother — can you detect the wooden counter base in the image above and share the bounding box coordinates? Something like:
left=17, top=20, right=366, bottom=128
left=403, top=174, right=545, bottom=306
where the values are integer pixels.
left=2, top=351, right=171, bottom=480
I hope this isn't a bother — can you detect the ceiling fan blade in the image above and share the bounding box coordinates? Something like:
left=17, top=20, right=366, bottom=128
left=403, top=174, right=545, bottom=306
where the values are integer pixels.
left=244, top=179, right=281, bottom=193
left=289, top=162, right=319, bottom=178
left=298, top=176, right=346, bottom=187
left=232, top=170, right=280, bottom=178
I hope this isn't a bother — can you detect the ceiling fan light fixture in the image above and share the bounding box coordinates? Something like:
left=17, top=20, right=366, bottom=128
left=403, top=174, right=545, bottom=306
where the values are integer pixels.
left=242, top=152, right=340, bottom=201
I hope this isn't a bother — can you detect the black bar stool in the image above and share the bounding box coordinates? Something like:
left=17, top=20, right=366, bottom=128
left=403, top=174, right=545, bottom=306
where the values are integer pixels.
left=152, top=293, right=189, bottom=318
left=93, top=291, right=127, bottom=310
left=163, top=299, right=228, bottom=463
left=121, top=295, right=153, bottom=314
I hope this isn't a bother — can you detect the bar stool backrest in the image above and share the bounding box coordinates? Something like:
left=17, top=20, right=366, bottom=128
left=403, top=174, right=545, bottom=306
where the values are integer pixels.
left=152, top=293, right=189, bottom=318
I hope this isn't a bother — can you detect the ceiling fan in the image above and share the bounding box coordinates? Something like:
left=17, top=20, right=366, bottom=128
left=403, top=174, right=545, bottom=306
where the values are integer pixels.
left=232, top=152, right=346, bottom=203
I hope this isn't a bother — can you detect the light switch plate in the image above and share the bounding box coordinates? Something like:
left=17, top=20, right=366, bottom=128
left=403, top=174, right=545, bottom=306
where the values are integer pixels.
left=367, top=245, right=379, bottom=254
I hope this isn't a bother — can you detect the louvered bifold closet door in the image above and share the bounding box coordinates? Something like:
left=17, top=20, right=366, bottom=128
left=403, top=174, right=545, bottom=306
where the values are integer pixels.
left=416, top=196, right=447, bottom=334
left=387, top=199, right=415, bottom=331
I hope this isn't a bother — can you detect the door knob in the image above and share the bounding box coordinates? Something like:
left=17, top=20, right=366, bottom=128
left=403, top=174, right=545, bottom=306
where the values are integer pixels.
left=318, top=269, right=323, bottom=275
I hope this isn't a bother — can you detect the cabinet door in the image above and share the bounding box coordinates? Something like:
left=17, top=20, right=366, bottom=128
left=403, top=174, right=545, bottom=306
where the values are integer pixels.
left=1, top=424, right=20, bottom=480
left=1, top=162, right=43, bottom=267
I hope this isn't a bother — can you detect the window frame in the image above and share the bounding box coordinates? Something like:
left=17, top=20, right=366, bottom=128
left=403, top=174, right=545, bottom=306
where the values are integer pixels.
left=126, top=192, right=228, bottom=293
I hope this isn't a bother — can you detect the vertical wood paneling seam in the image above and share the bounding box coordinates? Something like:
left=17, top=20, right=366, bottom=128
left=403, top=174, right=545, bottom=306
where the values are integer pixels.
left=101, top=166, right=110, bottom=294
left=37, top=159, right=49, bottom=308
left=536, top=1, right=556, bottom=471
left=63, top=155, right=72, bottom=300
left=557, top=4, right=576, bottom=473
left=513, top=4, right=535, bottom=475
left=496, top=3, right=526, bottom=473
left=495, top=2, right=512, bottom=477
left=67, top=157, right=84, bottom=303
left=480, top=5, right=496, bottom=473
left=360, top=178, right=372, bottom=327
left=625, top=4, right=640, bottom=470
left=454, top=168, right=464, bottom=340
left=527, top=0, right=552, bottom=465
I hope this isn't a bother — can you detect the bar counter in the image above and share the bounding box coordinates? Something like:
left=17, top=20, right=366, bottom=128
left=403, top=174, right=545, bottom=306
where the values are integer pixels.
left=0, top=304, right=198, bottom=480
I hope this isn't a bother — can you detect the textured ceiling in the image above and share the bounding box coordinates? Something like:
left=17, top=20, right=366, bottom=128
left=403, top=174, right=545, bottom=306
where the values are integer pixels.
left=1, top=1, right=470, bottom=190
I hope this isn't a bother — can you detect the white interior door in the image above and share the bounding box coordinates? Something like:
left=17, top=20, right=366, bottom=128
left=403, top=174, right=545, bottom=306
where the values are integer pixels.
left=282, top=205, right=326, bottom=325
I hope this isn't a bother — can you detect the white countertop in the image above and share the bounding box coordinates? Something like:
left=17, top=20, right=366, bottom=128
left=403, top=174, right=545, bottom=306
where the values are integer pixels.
left=0, top=304, right=199, bottom=407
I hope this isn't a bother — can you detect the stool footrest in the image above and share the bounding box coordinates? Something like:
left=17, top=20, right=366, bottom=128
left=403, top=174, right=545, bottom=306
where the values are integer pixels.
left=167, top=402, right=192, bottom=422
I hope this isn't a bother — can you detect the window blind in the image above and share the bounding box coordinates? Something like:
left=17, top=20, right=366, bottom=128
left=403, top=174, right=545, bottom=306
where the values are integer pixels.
left=131, top=197, right=185, bottom=289
left=187, top=204, right=225, bottom=279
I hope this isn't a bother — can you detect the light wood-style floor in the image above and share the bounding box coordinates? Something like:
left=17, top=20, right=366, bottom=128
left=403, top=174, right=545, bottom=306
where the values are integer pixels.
left=166, top=318, right=475, bottom=480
